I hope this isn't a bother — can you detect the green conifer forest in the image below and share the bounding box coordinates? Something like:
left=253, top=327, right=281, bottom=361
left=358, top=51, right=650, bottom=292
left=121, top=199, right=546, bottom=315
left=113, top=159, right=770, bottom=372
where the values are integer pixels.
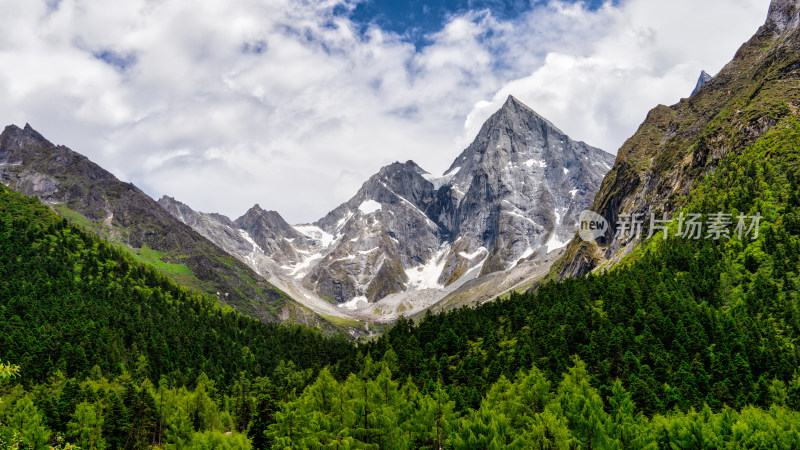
left=1, top=109, right=799, bottom=448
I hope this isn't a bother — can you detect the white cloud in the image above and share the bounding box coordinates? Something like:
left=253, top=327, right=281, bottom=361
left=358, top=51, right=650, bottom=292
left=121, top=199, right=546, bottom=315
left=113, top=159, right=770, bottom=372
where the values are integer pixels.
left=463, top=0, right=768, bottom=152
left=0, top=0, right=769, bottom=223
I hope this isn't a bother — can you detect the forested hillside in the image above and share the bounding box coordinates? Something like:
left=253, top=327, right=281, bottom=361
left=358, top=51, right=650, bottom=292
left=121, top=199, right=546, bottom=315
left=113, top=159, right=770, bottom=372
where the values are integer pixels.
left=248, top=107, right=800, bottom=448
left=0, top=124, right=328, bottom=328
left=2, top=115, right=800, bottom=449
left=363, top=118, right=800, bottom=412
left=3, top=14, right=800, bottom=448
left=0, top=185, right=356, bottom=448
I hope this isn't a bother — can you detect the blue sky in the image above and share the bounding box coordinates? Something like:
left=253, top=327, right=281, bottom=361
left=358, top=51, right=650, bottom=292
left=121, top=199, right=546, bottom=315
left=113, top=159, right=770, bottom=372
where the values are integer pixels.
left=343, top=0, right=612, bottom=47
left=0, top=0, right=768, bottom=223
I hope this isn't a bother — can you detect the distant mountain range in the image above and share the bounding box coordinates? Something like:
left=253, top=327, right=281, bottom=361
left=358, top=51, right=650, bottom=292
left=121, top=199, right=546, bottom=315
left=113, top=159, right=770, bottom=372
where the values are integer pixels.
left=160, top=96, right=614, bottom=322
left=1, top=0, right=792, bottom=331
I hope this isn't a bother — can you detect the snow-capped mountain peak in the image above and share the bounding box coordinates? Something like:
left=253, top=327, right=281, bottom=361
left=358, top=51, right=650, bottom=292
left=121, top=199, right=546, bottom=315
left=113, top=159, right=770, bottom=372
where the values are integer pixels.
left=160, top=96, right=614, bottom=321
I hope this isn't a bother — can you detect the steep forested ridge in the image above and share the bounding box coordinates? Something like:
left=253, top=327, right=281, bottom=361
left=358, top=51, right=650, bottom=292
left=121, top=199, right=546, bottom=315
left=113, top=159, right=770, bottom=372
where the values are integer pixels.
left=0, top=124, right=329, bottom=328
left=0, top=185, right=354, bottom=385
left=555, top=0, right=800, bottom=279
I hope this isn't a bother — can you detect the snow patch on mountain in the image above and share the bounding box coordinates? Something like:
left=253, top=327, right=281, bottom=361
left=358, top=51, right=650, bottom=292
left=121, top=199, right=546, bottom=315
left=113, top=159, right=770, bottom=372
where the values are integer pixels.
left=546, top=233, right=570, bottom=253
left=524, top=159, right=547, bottom=168
left=358, top=200, right=382, bottom=215
left=459, top=247, right=487, bottom=260
left=294, top=224, right=335, bottom=248
left=422, top=168, right=460, bottom=190
left=238, top=229, right=263, bottom=266
left=407, top=245, right=450, bottom=290
left=339, top=295, right=369, bottom=311
left=289, top=253, right=323, bottom=278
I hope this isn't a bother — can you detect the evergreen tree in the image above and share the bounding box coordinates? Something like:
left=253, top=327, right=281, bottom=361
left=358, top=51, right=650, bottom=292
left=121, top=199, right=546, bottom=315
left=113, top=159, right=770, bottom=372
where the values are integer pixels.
left=103, top=391, right=129, bottom=450
left=67, top=401, right=105, bottom=450
left=165, top=406, right=194, bottom=450
left=7, top=397, right=51, bottom=450
left=553, top=357, right=609, bottom=448
left=247, top=393, right=277, bottom=450
left=605, top=379, right=647, bottom=448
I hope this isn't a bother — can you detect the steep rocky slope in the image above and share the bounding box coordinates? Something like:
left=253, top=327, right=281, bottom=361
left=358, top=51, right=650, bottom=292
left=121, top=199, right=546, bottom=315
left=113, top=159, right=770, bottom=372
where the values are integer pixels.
left=552, top=0, right=800, bottom=279
left=429, top=96, right=613, bottom=281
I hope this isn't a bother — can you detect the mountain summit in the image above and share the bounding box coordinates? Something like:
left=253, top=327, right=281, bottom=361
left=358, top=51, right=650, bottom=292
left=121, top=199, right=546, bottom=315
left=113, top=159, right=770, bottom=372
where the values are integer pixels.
left=429, top=95, right=612, bottom=280
left=162, top=96, right=614, bottom=321
left=691, top=70, right=713, bottom=96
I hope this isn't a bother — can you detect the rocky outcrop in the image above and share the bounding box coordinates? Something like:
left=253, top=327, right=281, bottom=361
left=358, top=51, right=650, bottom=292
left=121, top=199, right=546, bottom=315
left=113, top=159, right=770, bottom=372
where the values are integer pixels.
left=766, top=0, right=800, bottom=34
left=691, top=71, right=713, bottom=96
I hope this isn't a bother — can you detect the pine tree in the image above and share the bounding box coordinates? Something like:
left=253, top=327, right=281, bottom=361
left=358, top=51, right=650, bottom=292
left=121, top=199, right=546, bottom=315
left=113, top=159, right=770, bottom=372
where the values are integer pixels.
left=192, top=373, right=221, bottom=432
left=525, top=409, right=574, bottom=450
left=233, top=372, right=253, bottom=433
left=103, top=391, right=129, bottom=450
left=67, top=401, right=105, bottom=450
left=165, top=405, right=194, bottom=450
left=554, top=356, right=610, bottom=448
left=605, top=379, right=645, bottom=448
left=7, top=397, right=51, bottom=450
left=405, top=380, right=457, bottom=449
left=248, top=393, right=278, bottom=450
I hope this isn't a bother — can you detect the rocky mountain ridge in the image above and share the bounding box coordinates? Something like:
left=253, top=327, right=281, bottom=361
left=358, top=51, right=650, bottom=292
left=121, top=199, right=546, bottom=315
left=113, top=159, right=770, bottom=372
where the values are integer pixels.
left=691, top=70, right=713, bottom=96
left=161, top=96, right=615, bottom=321
left=0, top=124, right=332, bottom=329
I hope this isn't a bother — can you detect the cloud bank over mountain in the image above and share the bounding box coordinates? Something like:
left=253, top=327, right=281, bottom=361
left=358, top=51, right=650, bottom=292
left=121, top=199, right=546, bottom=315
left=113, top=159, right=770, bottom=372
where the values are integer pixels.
left=0, top=0, right=766, bottom=223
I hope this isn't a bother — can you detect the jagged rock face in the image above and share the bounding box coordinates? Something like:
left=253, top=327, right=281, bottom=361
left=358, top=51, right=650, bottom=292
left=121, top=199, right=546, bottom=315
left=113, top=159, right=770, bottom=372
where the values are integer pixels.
left=235, top=205, right=313, bottom=266
left=767, top=0, right=800, bottom=34
left=691, top=71, right=713, bottom=96
left=298, top=98, right=612, bottom=303
left=158, top=196, right=258, bottom=263
left=430, top=96, right=614, bottom=281
left=304, top=162, right=443, bottom=303
left=1, top=124, right=120, bottom=220
left=160, top=97, right=613, bottom=310
left=554, top=0, right=800, bottom=280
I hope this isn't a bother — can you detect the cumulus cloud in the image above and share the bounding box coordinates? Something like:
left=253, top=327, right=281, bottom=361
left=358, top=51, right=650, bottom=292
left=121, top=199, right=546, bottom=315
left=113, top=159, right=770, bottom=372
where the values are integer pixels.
left=463, top=0, right=768, bottom=152
left=0, top=0, right=768, bottom=223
